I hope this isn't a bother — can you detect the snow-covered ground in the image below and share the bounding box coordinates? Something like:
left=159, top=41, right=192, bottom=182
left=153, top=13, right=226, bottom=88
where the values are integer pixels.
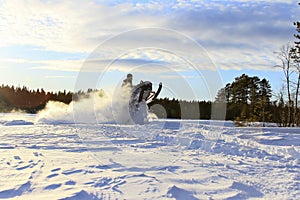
left=0, top=113, right=300, bottom=199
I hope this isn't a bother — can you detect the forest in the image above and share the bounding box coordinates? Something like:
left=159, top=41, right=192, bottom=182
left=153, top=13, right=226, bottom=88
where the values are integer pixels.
left=0, top=85, right=72, bottom=113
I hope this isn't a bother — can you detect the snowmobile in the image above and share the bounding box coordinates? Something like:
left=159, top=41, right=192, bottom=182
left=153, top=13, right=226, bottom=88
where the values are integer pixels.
left=130, top=81, right=162, bottom=106
left=129, top=81, right=162, bottom=121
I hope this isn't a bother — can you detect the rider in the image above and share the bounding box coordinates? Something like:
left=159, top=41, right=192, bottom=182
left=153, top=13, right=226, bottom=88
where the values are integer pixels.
left=122, top=73, right=133, bottom=88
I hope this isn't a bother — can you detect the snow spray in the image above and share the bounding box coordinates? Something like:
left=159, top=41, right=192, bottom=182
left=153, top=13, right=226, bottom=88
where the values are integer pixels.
left=35, top=87, right=153, bottom=125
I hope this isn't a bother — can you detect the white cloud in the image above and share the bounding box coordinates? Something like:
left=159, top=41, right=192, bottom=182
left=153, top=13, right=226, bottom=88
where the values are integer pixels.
left=44, top=75, right=76, bottom=79
left=0, top=0, right=167, bottom=53
left=30, top=59, right=84, bottom=72
left=160, top=75, right=199, bottom=79
left=0, top=0, right=298, bottom=72
left=0, top=57, right=83, bottom=72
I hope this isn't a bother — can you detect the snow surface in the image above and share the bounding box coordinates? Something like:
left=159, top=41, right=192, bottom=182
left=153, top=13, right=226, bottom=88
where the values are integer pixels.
left=0, top=112, right=300, bottom=199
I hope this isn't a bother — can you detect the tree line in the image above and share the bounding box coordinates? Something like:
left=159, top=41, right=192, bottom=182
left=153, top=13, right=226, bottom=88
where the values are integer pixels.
left=149, top=98, right=212, bottom=120
left=0, top=84, right=213, bottom=121
left=0, top=74, right=297, bottom=126
left=0, top=85, right=97, bottom=113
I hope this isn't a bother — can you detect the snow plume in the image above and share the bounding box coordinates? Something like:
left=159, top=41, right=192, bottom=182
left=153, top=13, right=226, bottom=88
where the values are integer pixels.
left=35, top=87, right=153, bottom=125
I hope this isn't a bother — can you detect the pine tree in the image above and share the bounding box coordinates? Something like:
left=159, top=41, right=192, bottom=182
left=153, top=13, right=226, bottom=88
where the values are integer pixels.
left=249, top=76, right=260, bottom=121
left=215, top=88, right=227, bottom=103
left=278, top=93, right=286, bottom=126
left=254, top=79, right=272, bottom=125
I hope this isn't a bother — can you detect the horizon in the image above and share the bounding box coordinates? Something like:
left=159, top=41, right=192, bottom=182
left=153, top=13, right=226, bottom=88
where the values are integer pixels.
left=0, top=0, right=299, bottom=101
left=0, top=70, right=283, bottom=103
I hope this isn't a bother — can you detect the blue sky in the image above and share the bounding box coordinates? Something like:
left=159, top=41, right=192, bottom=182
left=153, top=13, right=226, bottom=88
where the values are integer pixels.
left=0, top=0, right=299, bottom=100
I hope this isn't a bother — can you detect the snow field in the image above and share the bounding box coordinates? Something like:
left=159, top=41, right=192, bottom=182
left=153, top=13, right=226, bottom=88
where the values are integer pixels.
left=0, top=116, right=300, bottom=199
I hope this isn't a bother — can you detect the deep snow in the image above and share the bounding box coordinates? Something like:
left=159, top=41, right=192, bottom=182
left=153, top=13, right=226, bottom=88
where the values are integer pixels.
left=0, top=113, right=300, bottom=199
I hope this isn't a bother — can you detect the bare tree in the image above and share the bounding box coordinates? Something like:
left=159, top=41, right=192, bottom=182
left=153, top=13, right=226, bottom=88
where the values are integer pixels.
left=274, top=44, right=294, bottom=126
left=291, top=47, right=300, bottom=126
